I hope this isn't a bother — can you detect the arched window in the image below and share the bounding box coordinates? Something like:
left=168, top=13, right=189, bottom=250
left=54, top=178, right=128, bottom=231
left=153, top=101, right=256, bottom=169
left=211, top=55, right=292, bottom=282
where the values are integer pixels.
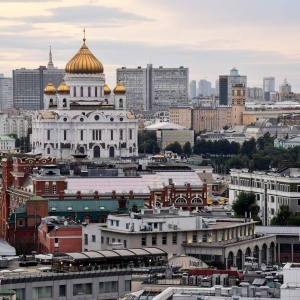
left=88, top=87, right=91, bottom=97
left=80, top=87, right=83, bottom=97
left=47, top=148, right=50, bottom=155
left=191, top=197, right=202, bottom=204
left=175, top=197, right=187, bottom=204
left=94, top=146, right=100, bottom=158
left=49, top=98, right=53, bottom=105
left=119, top=98, right=123, bottom=108
left=63, top=99, right=67, bottom=108
left=79, top=146, right=85, bottom=154
left=95, top=87, right=97, bottom=97
left=73, top=87, right=76, bottom=97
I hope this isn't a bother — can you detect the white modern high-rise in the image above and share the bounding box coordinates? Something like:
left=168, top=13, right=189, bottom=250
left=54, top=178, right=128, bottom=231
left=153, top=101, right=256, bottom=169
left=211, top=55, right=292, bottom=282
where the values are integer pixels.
left=117, top=64, right=189, bottom=111
left=189, top=80, right=196, bottom=99
left=263, top=77, right=275, bottom=101
left=0, top=74, right=13, bottom=111
left=13, top=48, right=64, bottom=110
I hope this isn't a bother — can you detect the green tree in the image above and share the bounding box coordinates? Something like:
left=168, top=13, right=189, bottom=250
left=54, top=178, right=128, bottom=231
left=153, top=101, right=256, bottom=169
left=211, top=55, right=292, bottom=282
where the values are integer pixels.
left=183, top=142, right=192, bottom=156
left=270, top=205, right=293, bottom=225
left=232, top=191, right=256, bottom=217
left=165, top=141, right=182, bottom=155
left=138, top=131, right=160, bottom=154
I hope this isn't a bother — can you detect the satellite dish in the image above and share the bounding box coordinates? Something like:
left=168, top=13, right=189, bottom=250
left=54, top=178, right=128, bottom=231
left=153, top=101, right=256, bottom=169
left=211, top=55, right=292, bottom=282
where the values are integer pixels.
left=63, top=221, right=68, bottom=226
left=261, top=263, right=266, bottom=271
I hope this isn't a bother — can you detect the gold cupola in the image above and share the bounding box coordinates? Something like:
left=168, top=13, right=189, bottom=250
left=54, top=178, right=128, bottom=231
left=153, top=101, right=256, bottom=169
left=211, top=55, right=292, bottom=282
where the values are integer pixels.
left=104, top=83, right=111, bottom=95
left=65, top=31, right=104, bottom=74
left=57, top=79, right=70, bottom=95
left=44, top=79, right=56, bottom=95
left=113, top=80, right=126, bottom=95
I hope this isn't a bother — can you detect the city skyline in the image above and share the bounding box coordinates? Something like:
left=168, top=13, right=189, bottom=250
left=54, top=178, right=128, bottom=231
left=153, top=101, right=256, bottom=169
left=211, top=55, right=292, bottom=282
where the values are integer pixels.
left=1, top=0, right=300, bottom=91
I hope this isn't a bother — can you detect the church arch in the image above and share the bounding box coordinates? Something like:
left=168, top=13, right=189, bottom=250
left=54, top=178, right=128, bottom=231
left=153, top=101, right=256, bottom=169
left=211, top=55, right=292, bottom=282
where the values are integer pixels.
left=109, top=146, right=115, bottom=158
left=94, top=146, right=100, bottom=158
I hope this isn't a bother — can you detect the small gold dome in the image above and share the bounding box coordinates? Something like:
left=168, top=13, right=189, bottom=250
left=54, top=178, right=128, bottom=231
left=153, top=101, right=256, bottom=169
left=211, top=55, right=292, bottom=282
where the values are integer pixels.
left=65, top=38, right=104, bottom=74
left=104, top=83, right=111, bottom=95
left=113, top=80, right=126, bottom=95
left=57, top=79, right=70, bottom=95
left=44, top=79, right=56, bottom=95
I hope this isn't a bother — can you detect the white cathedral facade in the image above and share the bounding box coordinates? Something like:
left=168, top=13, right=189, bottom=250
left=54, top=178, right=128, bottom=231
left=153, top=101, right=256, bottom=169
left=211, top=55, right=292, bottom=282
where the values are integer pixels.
left=32, top=37, right=138, bottom=159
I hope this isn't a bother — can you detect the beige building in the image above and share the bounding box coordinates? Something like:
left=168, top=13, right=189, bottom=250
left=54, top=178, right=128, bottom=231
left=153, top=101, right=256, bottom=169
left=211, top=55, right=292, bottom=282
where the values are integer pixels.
left=231, top=84, right=246, bottom=125
left=83, top=208, right=276, bottom=270
left=192, top=107, right=231, bottom=133
left=169, top=107, right=193, bottom=129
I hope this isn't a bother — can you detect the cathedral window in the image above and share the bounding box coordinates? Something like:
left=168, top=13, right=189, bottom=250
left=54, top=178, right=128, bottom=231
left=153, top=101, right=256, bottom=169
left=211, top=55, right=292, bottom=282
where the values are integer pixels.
left=110, top=130, right=114, bottom=140
left=64, top=130, right=67, bottom=140
left=92, top=130, right=101, bottom=140
left=129, top=129, right=133, bottom=140
left=73, top=87, right=76, bottom=97
left=81, top=87, right=83, bottom=97
left=95, top=87, right=97, bottom=97
left=80, top=130, right=84, bottom=141
left=119, top=99, right=123, bottom=108
left=47, top=148, right=50, bottom=155
left=119, top=129, right=123, bottom=140
left=47, top=130, right=50, bottom=140
left=63, top=99, right=67, bottom=108
left=88, top=87, right=91, bottom=97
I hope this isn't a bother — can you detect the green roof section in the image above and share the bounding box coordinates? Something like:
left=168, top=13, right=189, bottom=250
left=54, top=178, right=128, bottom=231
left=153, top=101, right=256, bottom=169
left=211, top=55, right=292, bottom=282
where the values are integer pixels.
left=0, top=289, right=16, bottom=295
left=29, top=196, right=47, bottom=201
left=0, top=135, right=15, bottom=141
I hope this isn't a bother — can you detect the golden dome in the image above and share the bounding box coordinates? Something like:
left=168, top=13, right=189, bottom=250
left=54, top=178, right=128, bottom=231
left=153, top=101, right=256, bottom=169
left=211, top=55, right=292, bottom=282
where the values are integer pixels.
left=113, top=80, right=126, bottom=95
left=65, top=37, right=104, bottom=74
left=44, top=79, right=56, bottom=95
left=104, top=83, right=111, bottom=95
left=57, top=79, right=70, bottom=95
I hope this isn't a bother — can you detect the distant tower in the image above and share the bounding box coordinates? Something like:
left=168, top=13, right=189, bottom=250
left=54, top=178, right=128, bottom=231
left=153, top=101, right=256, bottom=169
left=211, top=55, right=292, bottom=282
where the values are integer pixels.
left=231, top=84, right=246, bottom=125
left=47, top=46, right=54, bottom=69
left=279, top=78, right=292, bottom=101
left=189, top=80, right=196, bottom=99
left=263, top=77, right=275, bottom=101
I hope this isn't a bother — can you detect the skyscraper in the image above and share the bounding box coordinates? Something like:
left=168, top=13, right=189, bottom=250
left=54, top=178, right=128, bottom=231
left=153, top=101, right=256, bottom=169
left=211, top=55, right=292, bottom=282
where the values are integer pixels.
left=198, top=79, right=211, bottom=97
left=279, top=78, right=291, bottom=95
left=263, top=77, right=275, bottom=101
left=0, top=74, right=13, bottom=111
left=13, top=48, right=64, bottom=110
left=219, top=68, right=247, bottom=106
left=189, top=80, right=196, bottom=99
left=117, top=64, right=189, bottom=111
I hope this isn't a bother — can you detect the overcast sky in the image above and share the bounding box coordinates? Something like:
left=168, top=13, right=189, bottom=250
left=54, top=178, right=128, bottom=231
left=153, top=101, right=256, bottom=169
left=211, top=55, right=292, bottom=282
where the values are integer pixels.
left=1, top=0, right=300, bottom=91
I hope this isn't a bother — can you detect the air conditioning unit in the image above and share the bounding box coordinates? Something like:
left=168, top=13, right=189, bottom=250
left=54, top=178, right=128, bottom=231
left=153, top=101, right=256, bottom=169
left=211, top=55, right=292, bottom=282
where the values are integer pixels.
left=181, top=275, right=188, bottom=285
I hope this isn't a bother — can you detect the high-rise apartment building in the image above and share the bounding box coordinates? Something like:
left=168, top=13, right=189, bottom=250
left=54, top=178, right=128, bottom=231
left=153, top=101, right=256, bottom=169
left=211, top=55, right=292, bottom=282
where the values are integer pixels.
left=263, top=77, right=275, bottom=101
left=13, top=48, right=64, bottom=110
left=189, top=80, right=196, bottom=99
left=219, top=68, right=247, bottom=106
left=0, top=74, right=13, bottom=111
left=117, top=64, right=189, bottom=111
left=247, top=87, right=263, bottom=101
left=198, top=79, right=211, bottom=97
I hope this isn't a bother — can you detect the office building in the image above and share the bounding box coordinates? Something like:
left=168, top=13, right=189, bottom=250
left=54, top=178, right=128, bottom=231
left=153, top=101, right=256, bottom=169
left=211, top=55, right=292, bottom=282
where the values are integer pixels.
left=13, top=48, right=64, bottom=110
left=189, top=80, right=196, bottom=99
left=219, top=68, right=247, bottom=106
left=0, top=74, right=13, bottom=111
left=169, top=107, right=193, bottom=129
left=263, top=77, right=275, bottom=101
left=117, top=64, right=189, bottom=111
left=247, top=87, right=263, bottom=101
left=198, top=79, right=211, bottom=97
left=31, top=37, right=138, bottom=159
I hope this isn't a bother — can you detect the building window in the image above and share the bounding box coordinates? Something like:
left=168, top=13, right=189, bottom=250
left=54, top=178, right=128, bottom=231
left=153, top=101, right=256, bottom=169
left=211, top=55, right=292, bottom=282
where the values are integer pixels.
left=106, top=237, right=109, bottom=244
left=141, top=235, right=147, bottom=246
left=47, top=129, right=50, bottom=140
left=162, top=233, right=167, bottom=245
left=120, top=129, right=123, bottom=140
left=88, top=87, right=91, bottom=97
left=59, top=285, right=66, bottom=297
left=92, top=235, right=96, bottom=242
left=73, top=283, right=92, bottom=296
left=80, top=87, right=83, bottom=97
left=152, top=234, right=157, bottom=246
left=101, top=236, right=104, bottom=244
left=182, top=232, right=187, bottom=244
left=203, top=232, right=207, bottom=242
left=172, top=232, right=177, bottom=244
left=100, top=281, right=118, bottom=293
left=63, top=130, right=67, bottom=140
left=298, top=199, right=300, bottom=206
left=110, top=130, right=114, bottom=140
left=84, top=234, right=88, bottom=245
left=47, top=148, right=50, bottom=155
left=95, top=87, right=97, bottom=97
left=80, top=130, right=84, bottom=141
left=45, top=182, right=49, bottom=194
left=52, top=182, right=56, bottom=194
left=192, top=232, right=197, bottom=243
left=92, top=129, right=101, bottom=140
left=125, top=280, right=131, bottom=292
left=124, top=240, right=127, bottom=248
left=32, top=286, right=52, bottom=299
left=73, top=87, right=76, bottom=97
left=18, top=219, right=24, bottom=227
left=129, top=129, right=133, bottom=140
